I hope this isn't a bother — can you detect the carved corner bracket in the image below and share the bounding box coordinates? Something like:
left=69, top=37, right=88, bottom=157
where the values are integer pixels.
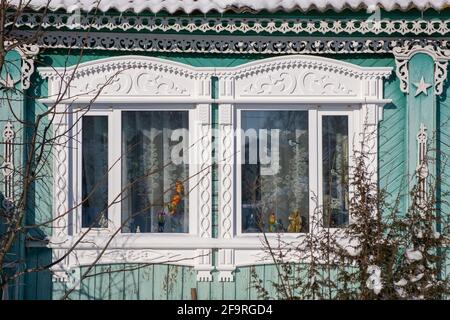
left=15, top=44, right=39, bottom=90
left=393, top=43, right=450, bottom=96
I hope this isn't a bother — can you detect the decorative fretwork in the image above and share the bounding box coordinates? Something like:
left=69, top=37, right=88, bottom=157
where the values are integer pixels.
left=2, top=121, right=15, bottom=212
left=415, top=124, right=428, bottom=210
left=12, top=30, right=450, bottom=57
left=393, top=43, right=450, bottom=96
left=9, top=12, right=450, bottom=36
left=15, top=44, right=39, bottom=90
left=195, top=104, right=213, bottom=282
left=218, top=104, right=235, bottom=282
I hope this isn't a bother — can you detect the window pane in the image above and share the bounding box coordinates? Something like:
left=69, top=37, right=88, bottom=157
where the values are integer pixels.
left=82, top=116, right=108, bottom=228
left=241, top=111, right=309, bottom=233
left=121, top=111, right=189, bottom=233
left=322, top=115, right=349, bottom=228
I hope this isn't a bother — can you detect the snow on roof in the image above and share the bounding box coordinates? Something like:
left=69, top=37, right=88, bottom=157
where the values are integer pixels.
left=9, top=0, right=450, bottom=14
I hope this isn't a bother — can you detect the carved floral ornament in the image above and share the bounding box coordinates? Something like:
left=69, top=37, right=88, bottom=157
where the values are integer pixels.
left=39, top=54, right=392, bottom=104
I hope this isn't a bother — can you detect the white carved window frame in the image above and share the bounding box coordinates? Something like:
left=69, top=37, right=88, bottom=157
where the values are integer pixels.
left=39, top=57, right=215, bottom=282
left=232, top=105, right=358, bottom=241
left=72, top=104, right=202, bottom=235
left=38, top=55, right=392, bottom=283
left=215, top=56, right=392, bottom=280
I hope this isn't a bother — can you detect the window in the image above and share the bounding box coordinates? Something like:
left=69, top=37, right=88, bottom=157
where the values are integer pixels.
left=82, top=116, right=108, bottom=228
left=236, top=107, right=353, bottom=236
left=322, top=115, right=349, bottom=228
left=78, top=107, right=195, bottom=235
left=43, top=55, right=389, bottom=280
left=240, top=110, right=309, bottom=233
left=121, top=111, right=189, bottom=233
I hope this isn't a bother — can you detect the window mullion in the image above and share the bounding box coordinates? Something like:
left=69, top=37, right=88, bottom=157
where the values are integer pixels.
left=309, top=107, right=320, bottom=235
left=109, top=109, right=122, bottom=233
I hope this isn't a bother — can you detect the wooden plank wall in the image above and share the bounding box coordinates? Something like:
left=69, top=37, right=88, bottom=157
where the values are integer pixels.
left=21, top=56, right=427, bottom=300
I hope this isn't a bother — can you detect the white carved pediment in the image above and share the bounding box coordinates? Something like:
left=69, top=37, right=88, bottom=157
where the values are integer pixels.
left=242, top=70, right=356, bottom=96
left=76, top=69, right=189, bottom=96
left=39, top=56, right=212, bottom=99
left=220, top=55, right=391, bottom=99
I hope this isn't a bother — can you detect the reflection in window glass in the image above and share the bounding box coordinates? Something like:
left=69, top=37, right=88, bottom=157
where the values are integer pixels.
left=82, top=116, right=108, bottom=228
left=322, top=115, right=349, bottom=228
left=241, top=111, right=309, bottom=233
left=121, top=111, right=189, bottom=233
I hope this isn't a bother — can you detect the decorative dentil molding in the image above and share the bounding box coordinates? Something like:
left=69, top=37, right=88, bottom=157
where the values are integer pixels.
left=393, top=43, right=450, bottom=96
left=10, top=12, right=450, bottom=36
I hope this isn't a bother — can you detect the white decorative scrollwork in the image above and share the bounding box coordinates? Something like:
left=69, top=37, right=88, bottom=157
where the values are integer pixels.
left=195, top=104, right=213, bottom=282
left=219, top=105, right=233, bottom=240
left=227, top=55, right=390, bottom=100
left=393, top=44, right=450, bottom=96
left=199, top=122, right=212, bottom=239
left=39, top=56, right=205, bottom=100
left=1, top=42, right=38, bottom=90
left=243, top=71, right=355, bottom=96
left=15, top=44, right=39, bottom=90
left=217, top=104, right=236, bottom=281
left=53, top=114, right=69, bottom=239
left=2, top=121, right=15, bottom=211
left=416, top=123, right=428, bottom=210
left=78, top=249, right=181, bottom=264
left=13, top=30, right=449, bottom=57
left=78, top=71, right=188, bottom=96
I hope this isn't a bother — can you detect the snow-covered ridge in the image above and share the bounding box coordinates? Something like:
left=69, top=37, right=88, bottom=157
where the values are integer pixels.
left=8, top=0, right=450, bottom=14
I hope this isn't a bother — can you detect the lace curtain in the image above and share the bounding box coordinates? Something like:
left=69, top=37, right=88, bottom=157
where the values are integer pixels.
left=322, top=115, right=349, bottom=228
left=121, top=111, right=189, bottom=233
left=241, top=111, right=309, bottom=233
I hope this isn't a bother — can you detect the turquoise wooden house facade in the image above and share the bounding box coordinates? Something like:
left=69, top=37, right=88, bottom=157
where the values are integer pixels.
left=1, top=0, right=450, bottom=299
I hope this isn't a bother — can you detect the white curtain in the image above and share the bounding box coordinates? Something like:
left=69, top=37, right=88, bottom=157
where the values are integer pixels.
left=121, top=111, right=189, bottom=233
left=322, top=116, right=349, bottom=227
left=242, top=111, right=309, bottom=233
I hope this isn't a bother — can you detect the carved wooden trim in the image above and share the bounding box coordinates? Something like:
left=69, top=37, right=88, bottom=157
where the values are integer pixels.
left=10, top=12, right=450, bottom=36
left=416, top=123, right=429, bottom=210
left=52, top=108, right=70, bottom=241
left=217, top=104, right=235, bottom=281
left=216, top=55, right=391, bottom=103
left=41, top=55, right=391, bottom=282
left=15, top=44, right=39, bottom=90
left=2, top=121, right=15, bottom=212
left=195, top=104, right=213, bottom=281
left=393, top=43, right=450, bottom=96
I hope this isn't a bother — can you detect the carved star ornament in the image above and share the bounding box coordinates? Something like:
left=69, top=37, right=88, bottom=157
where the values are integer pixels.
left=412, top=76, right=432, bottom=97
